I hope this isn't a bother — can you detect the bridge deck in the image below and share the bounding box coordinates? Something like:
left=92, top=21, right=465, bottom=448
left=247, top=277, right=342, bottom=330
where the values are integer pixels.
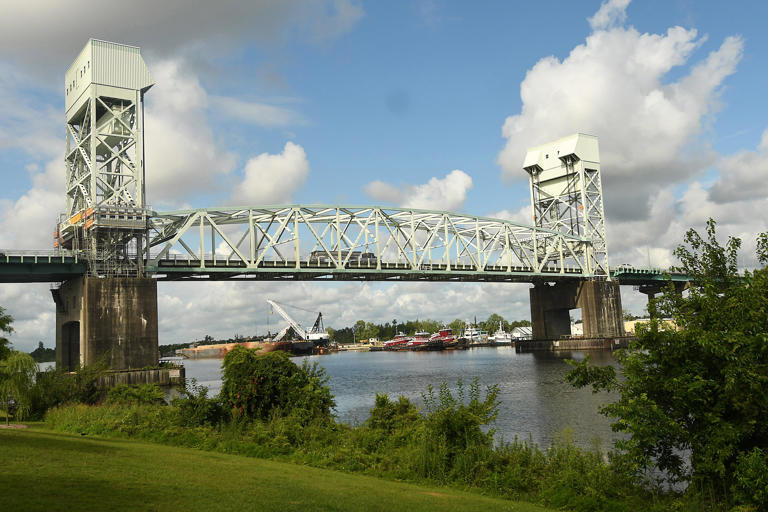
left=0, top=252, right=87, bottom=283
left=147, top=258, right=587, bottom=282
left=0, top=250, right=689, bottom=285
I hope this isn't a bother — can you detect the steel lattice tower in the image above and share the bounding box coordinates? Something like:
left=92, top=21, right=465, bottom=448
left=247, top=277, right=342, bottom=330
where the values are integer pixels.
left=523, top=134, right=609, bottom=277
left=56, top=39, right=153, bottom=276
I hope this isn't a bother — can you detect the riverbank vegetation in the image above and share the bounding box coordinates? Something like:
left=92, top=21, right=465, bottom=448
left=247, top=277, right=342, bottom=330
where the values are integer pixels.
left=43, top=353, right=646, bottom=511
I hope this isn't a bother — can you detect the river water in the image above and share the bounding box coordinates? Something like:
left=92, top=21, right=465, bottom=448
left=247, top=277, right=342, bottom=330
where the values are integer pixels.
left=182, top=347, right=620, bottom=450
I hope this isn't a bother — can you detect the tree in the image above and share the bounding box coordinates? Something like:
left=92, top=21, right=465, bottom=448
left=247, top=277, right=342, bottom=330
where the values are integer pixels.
left=0, top=306, right=14, bottom=361
left=0, top=351, right=38, bottom=425
left=221, top=346, right=334, bottom=423
left=448, top=318, right=464, bottom=335
left=416, top=319, right=442, bottom=334
left=30, top=342, right=56, bottom=363
left=357, top=321, right=379, bottom=341
left=480, top=313, right=505, bottom=333
left=567, top=220, right=768, bottom=502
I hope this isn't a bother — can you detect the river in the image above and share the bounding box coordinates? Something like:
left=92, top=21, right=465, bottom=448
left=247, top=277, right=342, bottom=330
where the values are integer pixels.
left=182, top=347, right=620, bottom=450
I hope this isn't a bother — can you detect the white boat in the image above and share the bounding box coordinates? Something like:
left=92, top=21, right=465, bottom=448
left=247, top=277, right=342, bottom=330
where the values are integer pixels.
left=489, top=322, right=513, bottom=345
left=461, top=322, right=487, bottom=345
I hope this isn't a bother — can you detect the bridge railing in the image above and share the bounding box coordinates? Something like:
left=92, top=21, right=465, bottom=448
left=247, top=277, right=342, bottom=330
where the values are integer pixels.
left=0, top=249, right=81, bottom=263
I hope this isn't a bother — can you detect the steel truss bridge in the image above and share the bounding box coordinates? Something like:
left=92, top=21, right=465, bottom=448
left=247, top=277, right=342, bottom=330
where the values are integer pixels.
left=0, top=204, right=688, bottom=285
left=146, top=204, right=595, bottom=282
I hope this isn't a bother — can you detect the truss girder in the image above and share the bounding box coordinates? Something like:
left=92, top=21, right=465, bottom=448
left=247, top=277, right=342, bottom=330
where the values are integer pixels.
left=146, top=205, right=594, bottom=279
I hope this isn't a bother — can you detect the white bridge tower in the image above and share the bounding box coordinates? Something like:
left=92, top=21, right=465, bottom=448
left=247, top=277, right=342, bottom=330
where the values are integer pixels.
left=523, top=133, right=609, bottom=277
left=56, top=39, right=154, bottom=276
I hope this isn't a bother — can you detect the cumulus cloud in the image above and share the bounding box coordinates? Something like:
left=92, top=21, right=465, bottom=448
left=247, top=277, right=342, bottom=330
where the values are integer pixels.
left=709, top=128, right=768, bottom=203
left=230, top=142, right=310, bottom=205
left=364, top=170, right=474, bottom=211
left=497, top=0, right=743, bottom=221
left=0, top=160, right=64, bottom=249
left=144, top=60, right=238, bottom=207
left=607, top=179, right=768, bottom=269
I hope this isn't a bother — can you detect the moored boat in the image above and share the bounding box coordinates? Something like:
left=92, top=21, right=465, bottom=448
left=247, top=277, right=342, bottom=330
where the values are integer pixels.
left=405, top=330, right=430, bottom=349
left=384, top=332, right=412, bottom=350
left=489, top=322, right=513, bottom=346
left=412, top=328, right=453, bottom=351
left=462, top=322, right=488, bottom=345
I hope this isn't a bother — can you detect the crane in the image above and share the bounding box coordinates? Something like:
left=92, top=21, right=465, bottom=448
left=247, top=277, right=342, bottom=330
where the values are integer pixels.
left=266, top=299, right=330, bottom=345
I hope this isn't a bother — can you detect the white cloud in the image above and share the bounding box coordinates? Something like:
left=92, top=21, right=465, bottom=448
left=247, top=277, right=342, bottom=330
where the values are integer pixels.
left=209, top=96, right=305, bottom=127
left=709, top=128, right=768, bottom=203
left=230, top=142, right=310, bottom=205
left=144, top=60, right=238, bottom=208
left=364, top=170, right=474, bottom=211
left=485, top=205, right=532, bottom=226
left=497, top=1, right=743, bottom=221
left=588, top=0, right=631, bottom=31
left=607, top=180, right=768, bottom=271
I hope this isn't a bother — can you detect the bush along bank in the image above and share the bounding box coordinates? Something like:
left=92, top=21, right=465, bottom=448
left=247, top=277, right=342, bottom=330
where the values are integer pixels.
left=42, top=347, right=713, bottom=511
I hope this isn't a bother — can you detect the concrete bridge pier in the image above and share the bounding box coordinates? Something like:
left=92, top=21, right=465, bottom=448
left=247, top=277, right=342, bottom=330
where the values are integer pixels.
left=52, top=276, right=158, bottom=371
left=530, top=279, right=624, bottom=340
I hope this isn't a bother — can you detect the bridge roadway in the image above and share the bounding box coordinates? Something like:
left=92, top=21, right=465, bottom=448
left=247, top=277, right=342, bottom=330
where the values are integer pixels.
left=0, top=249, right=688, bottom=285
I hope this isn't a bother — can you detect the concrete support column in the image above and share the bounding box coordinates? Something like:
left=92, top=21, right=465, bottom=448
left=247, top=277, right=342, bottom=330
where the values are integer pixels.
left=54, top=276, right=158, bottom=370
left=578, top=280, right=624, bottom=338
left=529, top=279, right=625, bottom=340
left=529, top=281, right=578, bottom=339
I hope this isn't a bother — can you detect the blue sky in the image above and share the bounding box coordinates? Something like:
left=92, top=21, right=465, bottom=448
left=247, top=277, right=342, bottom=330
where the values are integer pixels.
left=1, top=0, right=766, bottom=351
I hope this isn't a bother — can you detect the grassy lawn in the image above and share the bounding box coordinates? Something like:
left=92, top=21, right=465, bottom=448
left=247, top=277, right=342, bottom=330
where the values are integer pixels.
left=0, top=428, right=552, bottom=512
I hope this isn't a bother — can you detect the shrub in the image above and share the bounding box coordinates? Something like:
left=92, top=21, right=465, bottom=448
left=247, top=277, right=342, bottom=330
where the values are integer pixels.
left=106, top=384, right=166, bottom=405
left=415, top=378, right=499, bottom=482
left=171, top=379, right=224, bottom=427
left=220, top=346, right=334, bottom=423
left=732, top=448, right=768, bottom=508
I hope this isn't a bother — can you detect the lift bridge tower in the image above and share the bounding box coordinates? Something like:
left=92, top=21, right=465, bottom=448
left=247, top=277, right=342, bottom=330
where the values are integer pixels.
left=523, top=134, right=623, bottom=340
left=53, top=40, right=158, bottom=371
left=56, top=39, right=153, bottom=276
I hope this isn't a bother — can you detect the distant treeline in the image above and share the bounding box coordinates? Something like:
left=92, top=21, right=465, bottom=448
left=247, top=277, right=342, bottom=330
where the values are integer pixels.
left=329, top=314, right=531, bottom=344
left=30, top=342, right=55, bottom=363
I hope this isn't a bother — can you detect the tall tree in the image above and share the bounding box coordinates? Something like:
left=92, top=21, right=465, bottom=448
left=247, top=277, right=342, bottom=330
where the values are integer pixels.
left=567, top=220, right=768, bottom=501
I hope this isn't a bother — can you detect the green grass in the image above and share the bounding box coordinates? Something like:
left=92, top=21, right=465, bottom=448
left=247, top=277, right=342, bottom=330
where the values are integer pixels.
left=0, top=428, right=553, bottom=512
